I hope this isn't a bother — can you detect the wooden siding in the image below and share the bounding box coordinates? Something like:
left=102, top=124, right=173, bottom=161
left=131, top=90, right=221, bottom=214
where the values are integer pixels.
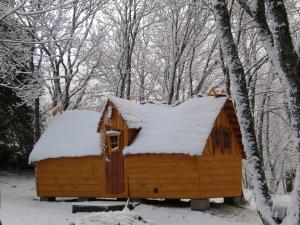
left=36, top=156, right=128, bottom=198
left=36, top=156, right=104, bottom=197
left=125, top=153, right=242, bottom=199
left=197, top=157, right=242, bottom=198
left=125, top=154, right=201, bottom=199
left=198, top=105, right=243, bottom=198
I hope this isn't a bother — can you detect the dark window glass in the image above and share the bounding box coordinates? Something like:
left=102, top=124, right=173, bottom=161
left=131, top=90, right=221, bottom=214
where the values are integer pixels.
left=223, top=128, right=231, bottom=151
left=110, top=136, right=119, bottom=149
left=212, top=126, right=231, bottom=154
left=212, top=127, right=221, bottom=152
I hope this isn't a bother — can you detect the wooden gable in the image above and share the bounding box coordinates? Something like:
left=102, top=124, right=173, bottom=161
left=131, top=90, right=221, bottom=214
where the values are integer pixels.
left=98, top=100, right=139, bottom=149
left=202, top=99, right=245, bottom=159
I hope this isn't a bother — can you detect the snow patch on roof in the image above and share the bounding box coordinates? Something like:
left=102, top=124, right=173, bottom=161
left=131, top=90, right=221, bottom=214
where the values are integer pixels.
left=107, top=95, right=227, bottom=156
left=29, top=110, right=101, bottom=163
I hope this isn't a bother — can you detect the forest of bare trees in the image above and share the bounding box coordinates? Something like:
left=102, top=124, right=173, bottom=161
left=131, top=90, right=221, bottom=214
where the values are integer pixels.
left=1, top=0, right=300, bottom=224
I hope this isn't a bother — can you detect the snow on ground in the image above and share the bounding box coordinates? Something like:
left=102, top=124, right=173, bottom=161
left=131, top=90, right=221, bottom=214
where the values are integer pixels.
left=272, top=194, right=291, bottom=221
left=64, top=210, right=155, bottom=225
left=243, top=189, right=256, bottom=210
left=0, top=172, right=82, bottom=225
left=0, top=172, right=262, bottom=225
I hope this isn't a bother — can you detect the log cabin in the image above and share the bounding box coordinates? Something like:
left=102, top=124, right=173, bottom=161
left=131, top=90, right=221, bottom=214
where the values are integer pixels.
left=29, top=92, right=245, bottom=209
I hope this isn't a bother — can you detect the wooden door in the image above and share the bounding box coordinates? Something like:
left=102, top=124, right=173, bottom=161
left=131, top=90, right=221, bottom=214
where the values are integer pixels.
left=104, top=127, right=124, bottom=194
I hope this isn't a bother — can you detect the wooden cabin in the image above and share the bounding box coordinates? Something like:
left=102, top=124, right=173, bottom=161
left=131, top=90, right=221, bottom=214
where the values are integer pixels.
left=29, top=93, right=245, bottom=209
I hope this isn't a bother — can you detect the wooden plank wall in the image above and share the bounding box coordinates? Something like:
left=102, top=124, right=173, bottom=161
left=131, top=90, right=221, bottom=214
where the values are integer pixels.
left=198, top=109, right=243, bottom=198
left=36, top=156, right=105, bottom=197
left=125, top=154, right=201, bottom=199
left=36, top=156, right=129, bottom=198
left=197, top=157, right=242, bottom=198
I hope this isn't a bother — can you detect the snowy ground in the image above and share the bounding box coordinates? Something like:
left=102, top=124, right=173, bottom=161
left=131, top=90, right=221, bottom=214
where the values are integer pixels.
left=0, top=172, right=263, bottom=225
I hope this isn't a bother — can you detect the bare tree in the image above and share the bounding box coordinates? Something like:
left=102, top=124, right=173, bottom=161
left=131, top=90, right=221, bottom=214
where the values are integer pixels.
left=102, top=0, right=159, bottom=99
left=19, top=0, right=107, bottom=109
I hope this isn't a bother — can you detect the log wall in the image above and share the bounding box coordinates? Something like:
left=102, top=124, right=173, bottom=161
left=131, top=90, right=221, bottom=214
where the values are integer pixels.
left=36, top=156, right=129, bottom=198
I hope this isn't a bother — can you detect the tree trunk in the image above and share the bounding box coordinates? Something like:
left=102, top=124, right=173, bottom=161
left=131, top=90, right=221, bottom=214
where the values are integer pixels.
left=219, top=44, right=231, bottom=97
left=126, top=53, right=132, bottom=100
left=119, top=75, right=126, bottom=99
left=248, top=72, right=257, bottom=115
left=246, top=1, right=300, bottom=223
left=33, top=97, right=40, bottom=143
left=63, top=78, right=71, bottom=110
left=167, top=64, right=177, bottom=104
left=212, top=1, right=274, bottom=224
left=52, top=69, right=62, bottom=107
left=188, top=40, right=196, bottom=97
left=73, top=87, right=86, bottom=109
left=175, top=62, right=185, bottom=101
left=257, top=93, right=267, bottom=165
left=265, top=95, right=275, bottom=193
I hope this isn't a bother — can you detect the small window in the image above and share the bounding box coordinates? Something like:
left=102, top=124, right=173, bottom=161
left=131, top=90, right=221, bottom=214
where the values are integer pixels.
left=222, top=128, right=231, bottom=151
left=110, top=135, right=119, bottom=150
left=212, top=126, right=231, bottom=154
left=106, top=130, right=121, bottom=152
left=212, top=127, right=221, bottom=150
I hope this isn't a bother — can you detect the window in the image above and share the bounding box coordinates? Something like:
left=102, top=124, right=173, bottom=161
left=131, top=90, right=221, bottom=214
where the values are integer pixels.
left=222, top=128, right=231, bottom=151
left=110, top=135, right=119, bottom=150
left=211, top=126, right=231, bottom=154
left=106, top=130, right=121, bottom=152
left=212, top=127, right=221, bottom=149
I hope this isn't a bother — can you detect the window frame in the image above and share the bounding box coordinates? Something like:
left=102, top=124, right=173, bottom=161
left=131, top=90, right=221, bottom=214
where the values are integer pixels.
left=105, top=129, right=121, bottom=153
left=109, top=135, right=119, bottom=151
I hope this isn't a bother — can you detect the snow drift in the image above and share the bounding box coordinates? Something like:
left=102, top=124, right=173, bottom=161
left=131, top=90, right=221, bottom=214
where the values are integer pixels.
left=64, top=211, right=155, bottom=225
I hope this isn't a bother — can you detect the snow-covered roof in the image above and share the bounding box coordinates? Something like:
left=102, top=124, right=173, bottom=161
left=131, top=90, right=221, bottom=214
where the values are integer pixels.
left=106, top=95, right=228, bottom=156
left=29, top=110, right=101, bottom=163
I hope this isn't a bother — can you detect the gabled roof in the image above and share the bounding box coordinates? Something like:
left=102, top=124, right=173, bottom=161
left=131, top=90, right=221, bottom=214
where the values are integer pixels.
left=105, top=95, right=228, bottom=156
left=29, top=110, right=101, bottom=163
left=104, top=95, right=142, bottom=129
